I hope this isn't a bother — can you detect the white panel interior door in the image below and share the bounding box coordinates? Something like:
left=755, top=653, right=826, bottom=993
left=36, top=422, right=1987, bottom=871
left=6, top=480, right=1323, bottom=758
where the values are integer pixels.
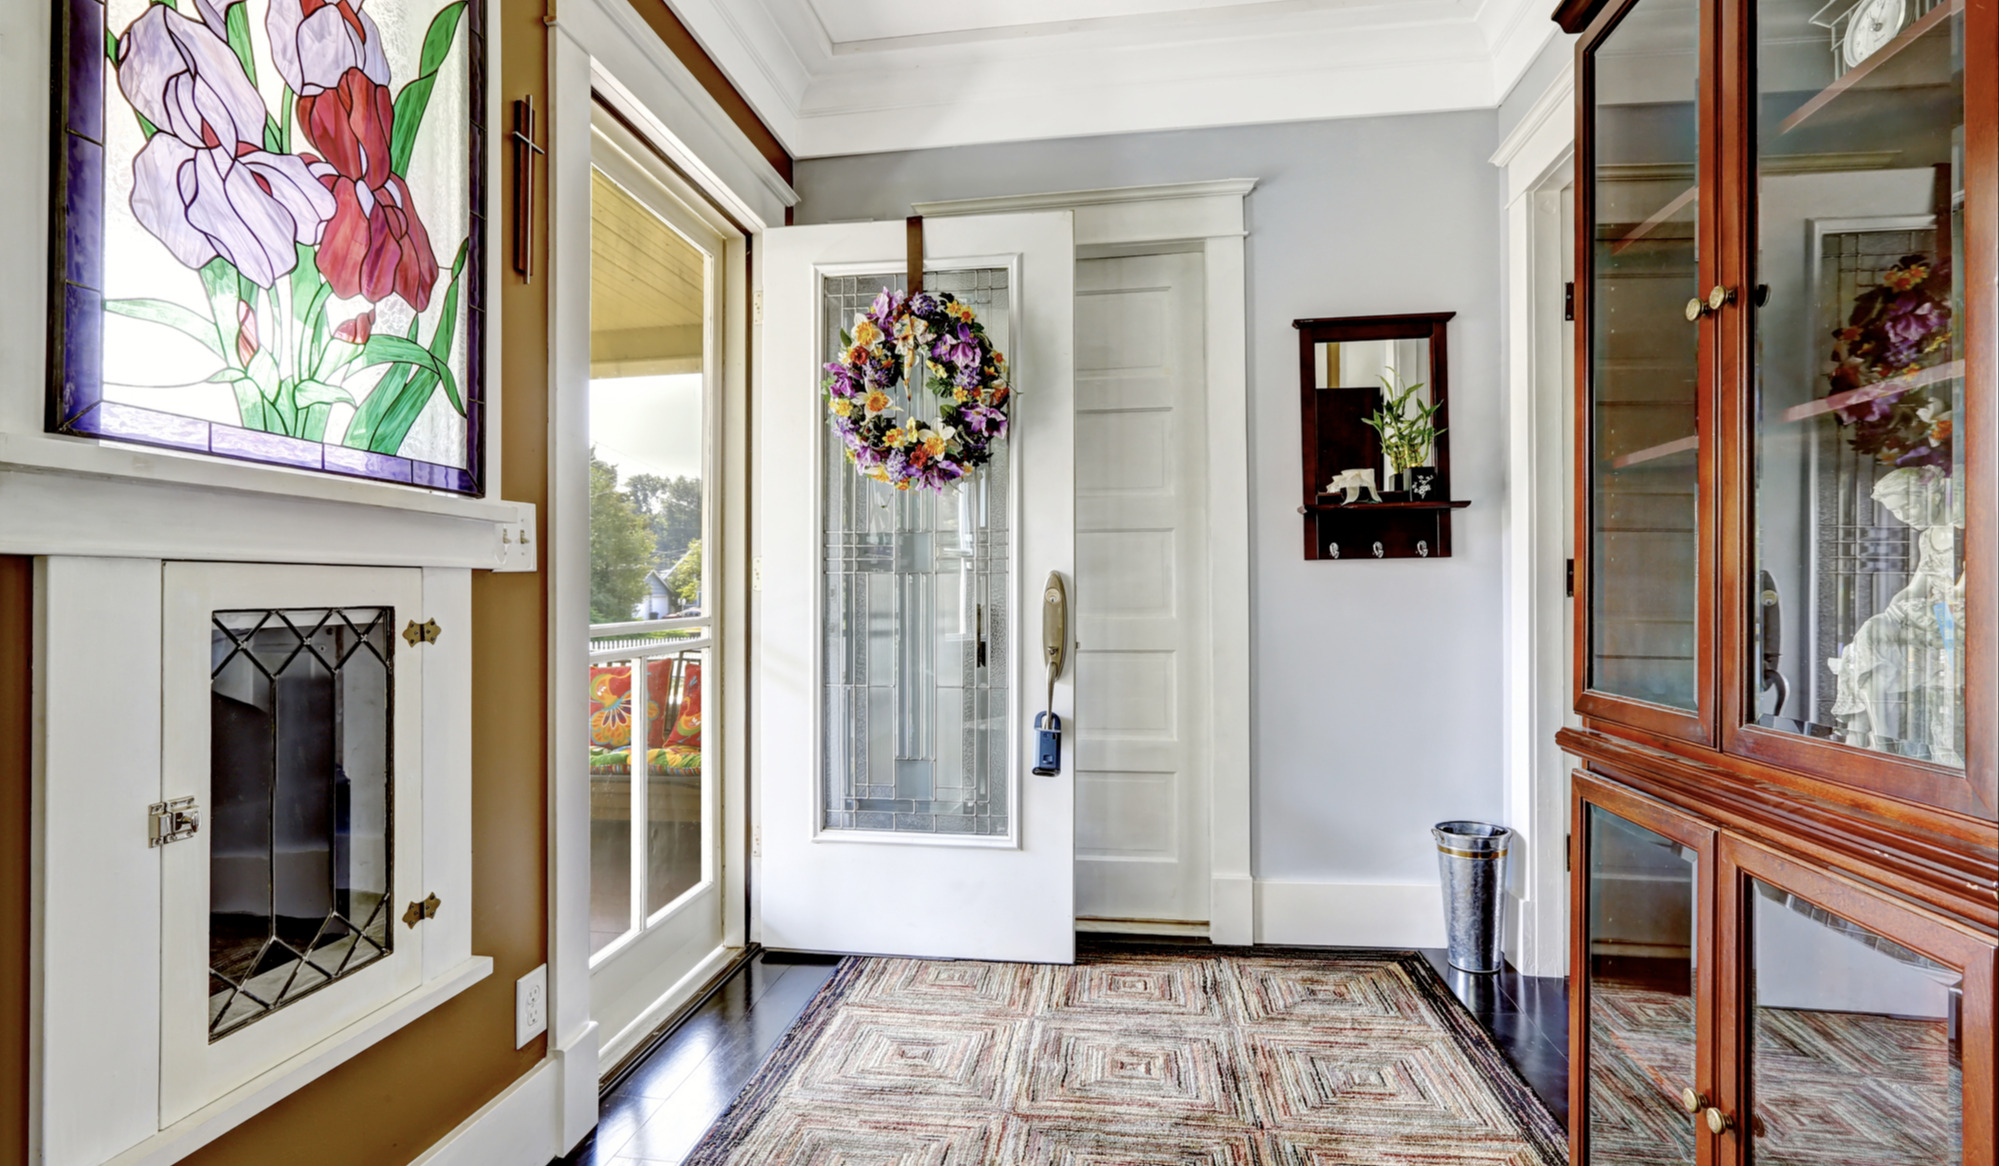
left=755, top=212, right=1076, bottom=963
left=1072, top=253, right=1211, bottom=926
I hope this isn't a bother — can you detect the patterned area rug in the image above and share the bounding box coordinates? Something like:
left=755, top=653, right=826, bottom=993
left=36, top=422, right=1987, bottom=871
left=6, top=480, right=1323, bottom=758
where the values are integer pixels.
left=1588, top=982, right=1961, bottom=1165
left=685, top=946, right=1567, bottom=1164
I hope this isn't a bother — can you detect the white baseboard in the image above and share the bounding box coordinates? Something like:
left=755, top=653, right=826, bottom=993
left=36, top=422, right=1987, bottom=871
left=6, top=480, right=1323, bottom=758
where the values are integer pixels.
left=1255, top=880, right=1448, bottom=949
left=409, top=1060, right=559, bottom=1166
left=553, top=1020, right=600, bottom=1156
left=1209, top=875, right=1255, bottom=946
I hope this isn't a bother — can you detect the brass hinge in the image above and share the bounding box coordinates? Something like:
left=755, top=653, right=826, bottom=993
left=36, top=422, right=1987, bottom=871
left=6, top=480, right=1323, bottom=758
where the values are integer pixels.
left=1563, top=281, right=1575, bottom=321
left=149, top=797, right=200, bottom=847
left=402, top=618, right=441, bottom=647
left=403, top=892, right=442, bottom=929
left=1565, top=833, right=1572, bottom=872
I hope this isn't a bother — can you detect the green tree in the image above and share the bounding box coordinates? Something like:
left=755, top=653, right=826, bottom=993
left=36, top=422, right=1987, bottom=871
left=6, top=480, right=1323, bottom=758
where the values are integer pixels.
left=665, top=539, right=702, bottom=607
left=590, top=452, right=656, bottom=623
left=625, top=473, right=702, bottom=574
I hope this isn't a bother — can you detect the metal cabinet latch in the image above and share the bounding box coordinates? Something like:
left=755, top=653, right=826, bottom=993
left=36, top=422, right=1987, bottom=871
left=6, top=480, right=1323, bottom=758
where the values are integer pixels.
left=402, top=618, right=441, bottom=647
left=149, top=797, right=199, bottom=847
left=403, top=892, right=442, bottom=929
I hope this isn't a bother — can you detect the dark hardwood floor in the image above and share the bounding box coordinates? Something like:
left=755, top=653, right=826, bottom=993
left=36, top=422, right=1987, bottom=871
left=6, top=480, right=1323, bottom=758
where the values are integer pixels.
left=564, top=951, right=842, bottom=1165
left=566, top=944, right=1569, bottom=1165
left=1419, top=948, right=1570, bottom=1129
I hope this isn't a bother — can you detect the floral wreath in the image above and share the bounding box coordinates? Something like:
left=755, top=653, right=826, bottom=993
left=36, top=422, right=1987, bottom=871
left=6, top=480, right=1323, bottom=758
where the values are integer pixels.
left=822, top=288, right=1011, bottom=491
left=1825, top=254, right=1956, bottom=472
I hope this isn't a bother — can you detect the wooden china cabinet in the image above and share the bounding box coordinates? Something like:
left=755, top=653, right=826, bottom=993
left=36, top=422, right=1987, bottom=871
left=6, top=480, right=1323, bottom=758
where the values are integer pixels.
left=1556, top=0, right=1998, bottom=1161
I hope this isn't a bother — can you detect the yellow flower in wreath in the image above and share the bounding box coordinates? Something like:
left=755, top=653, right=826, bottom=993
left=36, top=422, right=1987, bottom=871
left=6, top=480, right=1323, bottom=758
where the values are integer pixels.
left=852, top=318, right=881, bottom=346
left=864, top=390, right=892, bottom=414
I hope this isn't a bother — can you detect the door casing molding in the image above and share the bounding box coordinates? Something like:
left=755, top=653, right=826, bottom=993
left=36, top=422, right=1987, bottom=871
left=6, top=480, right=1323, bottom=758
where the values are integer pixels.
left=546, top=1, right=783, bottom=1151
left=1493, top=58, right=1576, bottom=977
left=915, top=180, right=1257, bottom=945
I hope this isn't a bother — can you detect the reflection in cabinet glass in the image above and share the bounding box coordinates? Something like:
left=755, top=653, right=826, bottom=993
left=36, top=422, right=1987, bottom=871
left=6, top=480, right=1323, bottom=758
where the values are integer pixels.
left=1749, top=880, right=1963, bottom=1163
left=1585, top=805, right=1699, bottom=1164
left=1749, top=0, right=1965, bottom=766
left=1588, top=0, right=1704, bottom=710
left=209, top=608, right=394, bottom=1039
left=820, top=269, right=1013, bottom=836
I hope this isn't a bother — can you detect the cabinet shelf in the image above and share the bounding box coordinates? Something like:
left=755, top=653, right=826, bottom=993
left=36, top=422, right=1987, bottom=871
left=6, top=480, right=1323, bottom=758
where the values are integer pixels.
left=1302, top=499, right=1471, bottom=512
left=1780, top=0, right=1962, bottom=135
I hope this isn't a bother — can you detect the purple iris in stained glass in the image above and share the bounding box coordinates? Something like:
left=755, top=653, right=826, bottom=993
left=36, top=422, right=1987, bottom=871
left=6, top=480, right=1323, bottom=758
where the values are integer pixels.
left=118, top=4, right=333, bottom=288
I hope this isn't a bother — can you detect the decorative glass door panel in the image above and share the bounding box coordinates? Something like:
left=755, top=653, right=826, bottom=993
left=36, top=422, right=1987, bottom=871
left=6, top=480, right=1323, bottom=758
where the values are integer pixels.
left=209, top=608, right=394, bottom=1038
left=821, top=269, right=1014, bottom=837
left=1582, top=801, right=1705, bottom=1165
left=1744, top=0, right=1971, bottom=794
left=1586, top=0, right=1708, bottom=715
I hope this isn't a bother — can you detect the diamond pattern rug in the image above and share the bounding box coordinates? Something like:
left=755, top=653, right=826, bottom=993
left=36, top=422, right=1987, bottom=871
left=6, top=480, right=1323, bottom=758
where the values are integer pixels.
left=684, top=947, right=1567, bottom=1165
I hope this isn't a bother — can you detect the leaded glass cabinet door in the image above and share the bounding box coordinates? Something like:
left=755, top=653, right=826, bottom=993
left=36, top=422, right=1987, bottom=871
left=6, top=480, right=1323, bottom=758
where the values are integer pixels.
left=159, top=562, right=426, bottom=1123
left=755, top=212, right=1076, bottom=963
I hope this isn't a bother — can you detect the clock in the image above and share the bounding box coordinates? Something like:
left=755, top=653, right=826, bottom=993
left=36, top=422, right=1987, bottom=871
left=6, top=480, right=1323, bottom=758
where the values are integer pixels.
left=1842, top=0, right=1905, bottom=68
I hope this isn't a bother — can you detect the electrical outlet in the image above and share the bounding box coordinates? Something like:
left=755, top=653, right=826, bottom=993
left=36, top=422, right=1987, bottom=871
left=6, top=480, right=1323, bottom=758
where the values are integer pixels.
left=516, top=964, right=548, bottom=1048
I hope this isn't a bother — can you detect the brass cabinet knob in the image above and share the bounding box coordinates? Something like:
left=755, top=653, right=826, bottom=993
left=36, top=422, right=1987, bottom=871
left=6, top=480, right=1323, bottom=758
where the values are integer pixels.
left=1705, top=1107, right=1735, bottom=1134
left=1684, top=296, right=1708, bottom=321
left=1708, top=285, right=1737, bottom=311
left=1681, top=1087, right=1708, bottom=1114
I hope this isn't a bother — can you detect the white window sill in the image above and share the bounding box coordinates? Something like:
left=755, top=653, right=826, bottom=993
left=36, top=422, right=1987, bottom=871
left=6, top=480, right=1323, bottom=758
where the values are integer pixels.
left=102, top=957, right=494, bottom=1166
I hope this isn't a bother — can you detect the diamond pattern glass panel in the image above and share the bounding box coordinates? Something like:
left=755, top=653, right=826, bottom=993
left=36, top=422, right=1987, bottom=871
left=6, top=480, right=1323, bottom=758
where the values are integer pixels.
left=822, top=269, right=1012, bottom=836
left=209, top=607, right=393, bottom=1039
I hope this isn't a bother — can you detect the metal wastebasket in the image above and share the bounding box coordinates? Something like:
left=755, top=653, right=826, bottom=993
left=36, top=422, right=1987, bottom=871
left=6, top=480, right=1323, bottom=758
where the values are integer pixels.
left=1432, top=821, right=1511, bottom=973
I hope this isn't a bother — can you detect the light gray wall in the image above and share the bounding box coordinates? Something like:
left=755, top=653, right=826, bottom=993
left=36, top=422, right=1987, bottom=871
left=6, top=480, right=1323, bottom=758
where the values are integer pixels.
left=795, top=112, right=1506, bottom=888
left=1497, top=31, right=1578, bottom=147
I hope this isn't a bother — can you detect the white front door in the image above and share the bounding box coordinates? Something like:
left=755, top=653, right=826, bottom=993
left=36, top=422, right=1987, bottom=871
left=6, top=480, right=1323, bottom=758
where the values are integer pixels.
left=755, top=212, right=1077, bottom=963
left=1072, top=252, right=1212, bottom=927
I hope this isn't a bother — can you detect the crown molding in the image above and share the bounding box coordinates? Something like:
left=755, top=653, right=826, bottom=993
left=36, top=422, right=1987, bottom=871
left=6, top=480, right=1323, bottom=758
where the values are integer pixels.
left=671, top=0, right=1567, bottom=158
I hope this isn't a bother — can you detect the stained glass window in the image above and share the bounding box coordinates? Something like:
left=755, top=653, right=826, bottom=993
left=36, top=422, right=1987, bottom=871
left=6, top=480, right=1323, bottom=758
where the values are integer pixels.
left=50, top=0, right=486, bottom=492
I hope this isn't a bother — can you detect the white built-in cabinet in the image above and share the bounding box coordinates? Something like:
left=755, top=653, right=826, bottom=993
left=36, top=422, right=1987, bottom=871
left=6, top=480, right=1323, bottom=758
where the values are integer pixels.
left=35, top=556, right=487, bottom=1166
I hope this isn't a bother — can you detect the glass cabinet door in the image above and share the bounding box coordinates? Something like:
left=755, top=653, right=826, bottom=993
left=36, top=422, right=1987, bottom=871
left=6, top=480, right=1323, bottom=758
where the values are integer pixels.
left=1582, top=0, right=1713, bottom=731
left=1577, top=786, right=1715, bottom=1165
left=1738, top=0, right=1984, bottom=815
left=1719, top=838, right=1993, bottom=1166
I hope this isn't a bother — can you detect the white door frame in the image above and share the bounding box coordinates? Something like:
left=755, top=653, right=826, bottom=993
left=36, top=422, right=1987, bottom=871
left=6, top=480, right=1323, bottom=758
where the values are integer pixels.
left=1492, top=61, right=1577, bottom=978
left=914, top=181, right=1257, bottom=945
left=546, top=0, right=795, bottom=1151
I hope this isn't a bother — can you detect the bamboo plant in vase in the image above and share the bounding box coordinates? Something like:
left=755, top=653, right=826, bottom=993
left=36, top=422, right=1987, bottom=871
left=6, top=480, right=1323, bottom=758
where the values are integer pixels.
left=1362, top=373, right=1444, bottom=498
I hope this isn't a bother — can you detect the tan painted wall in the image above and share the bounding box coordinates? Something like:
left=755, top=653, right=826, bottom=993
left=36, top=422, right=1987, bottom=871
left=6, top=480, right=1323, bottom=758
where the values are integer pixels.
left=0, top=2, right=786, bottom=1164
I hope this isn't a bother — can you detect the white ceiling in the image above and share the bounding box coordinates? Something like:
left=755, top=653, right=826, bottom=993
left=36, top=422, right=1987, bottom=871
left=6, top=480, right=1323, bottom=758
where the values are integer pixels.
left=664, top=0, right=1563, bottom=160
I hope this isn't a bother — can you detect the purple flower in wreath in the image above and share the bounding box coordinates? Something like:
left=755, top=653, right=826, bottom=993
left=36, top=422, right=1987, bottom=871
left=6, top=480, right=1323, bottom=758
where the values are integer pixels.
left=957, top=402, right=1005, bottom=437
left=1879, top=298, right=1947, bottom=368
left=118, top=5, right=334, bottom=287
left=933, top=322, right=981, bottom=369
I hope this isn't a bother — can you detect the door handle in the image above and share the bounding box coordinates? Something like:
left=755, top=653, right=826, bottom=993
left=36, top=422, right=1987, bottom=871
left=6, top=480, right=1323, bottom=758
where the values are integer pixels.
left=1042, top=571, right=1068, bottom=681
left=1035, top=572, right=1068, bottom=776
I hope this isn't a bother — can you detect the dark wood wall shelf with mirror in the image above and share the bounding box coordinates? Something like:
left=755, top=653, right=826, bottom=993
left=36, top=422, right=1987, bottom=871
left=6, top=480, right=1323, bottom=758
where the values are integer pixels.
left=1294, top=312, right=1468, bottom=560
left=1558, top=0, right=1998, bottom=1161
